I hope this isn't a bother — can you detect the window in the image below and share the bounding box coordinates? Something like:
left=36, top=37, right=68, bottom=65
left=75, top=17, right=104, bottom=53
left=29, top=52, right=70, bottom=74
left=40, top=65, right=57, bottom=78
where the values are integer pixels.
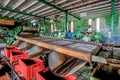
left=88, top=19, right=92, bottom=25
left=71, top=21, right=74, bottom=32
left=96, top=18, right=100, bottom=32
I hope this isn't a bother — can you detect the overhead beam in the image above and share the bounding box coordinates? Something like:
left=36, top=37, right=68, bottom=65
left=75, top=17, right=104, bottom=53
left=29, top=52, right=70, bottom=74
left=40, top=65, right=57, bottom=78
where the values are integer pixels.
left=42, top=0, right=108, bottom=17
left=72, top=3, right=111, bottom=14
left=2, top=0, right=11, bottom=7
left=10, top=0, right=38, bottom=18
left=13, top=0, right=67, bottom=20
left=3, top=0, right=26, bottom=16
left=0, top=6, right=50, bottom=20
left=38, top=0, right=80, bottom=20
left=37, top=0, right=70, bottom=16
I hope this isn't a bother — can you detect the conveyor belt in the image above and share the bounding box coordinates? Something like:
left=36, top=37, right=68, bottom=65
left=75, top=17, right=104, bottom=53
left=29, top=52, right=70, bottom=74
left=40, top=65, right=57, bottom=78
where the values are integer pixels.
left=14, top=35, right=105, bottom=76
left=16, top=35, right=101, bottom=62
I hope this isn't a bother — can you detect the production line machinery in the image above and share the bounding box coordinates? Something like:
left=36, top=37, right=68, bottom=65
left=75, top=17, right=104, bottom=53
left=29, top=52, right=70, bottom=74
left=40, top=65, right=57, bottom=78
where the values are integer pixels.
left=7, top=35, right=120, bottom=79
left=0, top=34, right=120, bottom=79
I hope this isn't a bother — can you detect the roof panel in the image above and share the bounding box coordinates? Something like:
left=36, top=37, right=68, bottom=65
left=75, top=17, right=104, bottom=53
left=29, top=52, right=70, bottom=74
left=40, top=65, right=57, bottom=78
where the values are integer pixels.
left=0, top=0, right=116, bottom=21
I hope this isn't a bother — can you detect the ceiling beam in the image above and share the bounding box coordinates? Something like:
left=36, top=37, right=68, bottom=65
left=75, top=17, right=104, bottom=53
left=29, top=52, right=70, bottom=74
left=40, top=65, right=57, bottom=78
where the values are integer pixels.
left=20, top=1, right=38, bottom=11
left=19, top=16, right=29, bottom=19
left=40, top=0, right=107, bottom=17
left=38, top=0, right=80, bottom=20
left=3, top=0, right=26, bottom=16
left=14, top=0, right=70, bottom=19
left=37, top=0, right=77, bottom=16
left=51, top=1, right=111, bottom=18
left=14, top=14, right=23, bottom=18
left=0, top=6, right=50, bottom=20
left=33, top=7, right=52, bottom=14
left=61, top=0, right=80, bottom=8
left=72, top=5, right=111, bottom=14
left=10, top=0, right=38, bottom=18
left=2, top=0, right=11, bottom=7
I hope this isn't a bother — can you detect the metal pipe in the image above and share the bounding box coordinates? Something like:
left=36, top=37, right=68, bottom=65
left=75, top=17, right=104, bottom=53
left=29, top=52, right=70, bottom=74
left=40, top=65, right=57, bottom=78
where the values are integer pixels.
left=16, top=36, right=91, bottom=62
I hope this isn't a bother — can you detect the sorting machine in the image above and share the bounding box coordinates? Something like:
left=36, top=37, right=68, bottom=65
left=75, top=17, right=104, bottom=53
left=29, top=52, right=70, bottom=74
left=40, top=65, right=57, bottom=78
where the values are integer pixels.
left=0, top=30, right=120, bottom=79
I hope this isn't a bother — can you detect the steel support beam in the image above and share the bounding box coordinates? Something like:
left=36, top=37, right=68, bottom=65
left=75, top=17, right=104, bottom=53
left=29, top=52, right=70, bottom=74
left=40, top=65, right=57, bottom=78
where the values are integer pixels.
left=0, top=6, right=50, bottom=20
left=65, top=11, right=68, bottom=32
left=111, top=0, right=115, bottom=42
left=38, top=0, right=80, bottom=20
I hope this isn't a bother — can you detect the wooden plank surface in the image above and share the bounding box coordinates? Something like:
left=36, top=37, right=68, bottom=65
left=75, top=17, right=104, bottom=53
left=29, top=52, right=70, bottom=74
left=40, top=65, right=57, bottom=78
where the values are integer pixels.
left=16, top=36, right=92, bottom=62
left=0, top=19, right=14, bottom=26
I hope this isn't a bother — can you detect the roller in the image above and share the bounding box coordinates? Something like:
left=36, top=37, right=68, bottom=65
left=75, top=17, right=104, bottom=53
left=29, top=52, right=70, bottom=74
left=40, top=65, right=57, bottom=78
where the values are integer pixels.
left=18, top=42, right=31, bottom=50
left=48, top=51, right=87, bottom=76
left=26, top=46, right=43, bottom=57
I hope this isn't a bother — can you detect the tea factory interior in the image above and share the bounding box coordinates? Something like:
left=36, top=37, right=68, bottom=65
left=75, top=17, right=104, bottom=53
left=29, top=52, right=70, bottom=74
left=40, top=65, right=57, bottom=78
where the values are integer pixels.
left=0, top=0, right=120, bottom=80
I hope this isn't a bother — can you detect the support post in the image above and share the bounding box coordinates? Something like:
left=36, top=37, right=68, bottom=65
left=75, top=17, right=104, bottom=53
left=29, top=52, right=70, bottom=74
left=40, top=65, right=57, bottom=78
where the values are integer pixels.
left=43, top=17, right=46, bottom=27
left=111, top=0, right=115, bottom=43
left=65, top=10, right=68, bottom=32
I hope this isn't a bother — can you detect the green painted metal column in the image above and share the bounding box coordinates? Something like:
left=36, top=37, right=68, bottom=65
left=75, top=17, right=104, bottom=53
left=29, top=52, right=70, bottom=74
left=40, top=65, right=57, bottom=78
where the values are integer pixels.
left=65, top=10, right=68, bottom=32
left=111, top=0, right=115, bottom=42
left=43, top=17, right=46, bottom=27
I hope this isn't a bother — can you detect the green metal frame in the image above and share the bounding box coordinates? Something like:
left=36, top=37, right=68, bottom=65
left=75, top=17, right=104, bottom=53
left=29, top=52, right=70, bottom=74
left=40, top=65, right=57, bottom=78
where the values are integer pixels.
left=38, top=0, right=80, bottom=20
left=65, top=11, right=68, bottom=32
left=0, top=6, right=50, bottom=20
left=111, top=0, right=115, bottom=36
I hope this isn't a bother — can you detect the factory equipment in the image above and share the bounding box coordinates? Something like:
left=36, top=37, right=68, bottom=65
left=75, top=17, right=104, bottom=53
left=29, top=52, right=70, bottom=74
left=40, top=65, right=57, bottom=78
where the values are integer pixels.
left=73, top=27, right=104, bottom=43
left=11, top=35, right=119, bottom=79
left=0, top=34, right=120, bottom=79
left=2, top=26, right=39, bottom=45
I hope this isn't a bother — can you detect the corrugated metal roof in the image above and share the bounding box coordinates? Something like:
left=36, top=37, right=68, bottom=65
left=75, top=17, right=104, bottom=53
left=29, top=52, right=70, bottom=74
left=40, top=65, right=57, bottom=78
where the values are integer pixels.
left=0, top=0, right=118, bottom=21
